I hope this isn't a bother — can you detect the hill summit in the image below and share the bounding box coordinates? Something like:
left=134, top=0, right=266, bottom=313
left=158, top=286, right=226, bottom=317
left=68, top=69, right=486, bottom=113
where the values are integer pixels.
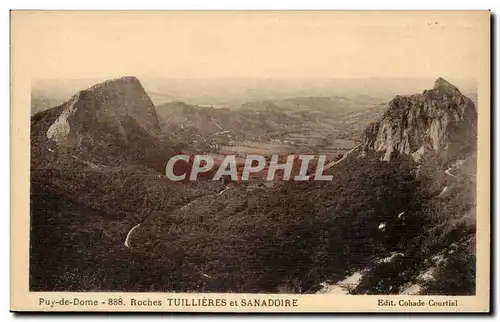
left=361, top=78, right=477, bottom=162
left=431, top=77, right=463, bottom=96
left=38, top=76, right=175, bottom=171
left=47, top=76, right=160, bottom=147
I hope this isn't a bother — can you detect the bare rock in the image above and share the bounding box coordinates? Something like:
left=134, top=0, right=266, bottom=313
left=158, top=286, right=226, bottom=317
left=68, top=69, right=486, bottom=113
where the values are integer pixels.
left=361, top=78, right=477, bottom=162
left=47, top=76, right=160, bottom=147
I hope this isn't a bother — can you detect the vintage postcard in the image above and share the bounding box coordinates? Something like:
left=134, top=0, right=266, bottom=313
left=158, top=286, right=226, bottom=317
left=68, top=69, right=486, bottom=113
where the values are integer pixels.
left=10, top=11, right=490, bottom=312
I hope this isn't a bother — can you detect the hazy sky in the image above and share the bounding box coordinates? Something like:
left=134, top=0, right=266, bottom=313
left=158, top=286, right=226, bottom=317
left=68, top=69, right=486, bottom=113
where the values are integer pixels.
left=12, top=11, right=488, bottom=81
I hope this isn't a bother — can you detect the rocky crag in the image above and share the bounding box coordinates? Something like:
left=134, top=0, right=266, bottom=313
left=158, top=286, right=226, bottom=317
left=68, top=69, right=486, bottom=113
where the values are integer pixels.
left=361, top=78, right=477, bottom=162
left=34, top=76, right=174, bottom=171
left=47, top=76, right=161, bottom=147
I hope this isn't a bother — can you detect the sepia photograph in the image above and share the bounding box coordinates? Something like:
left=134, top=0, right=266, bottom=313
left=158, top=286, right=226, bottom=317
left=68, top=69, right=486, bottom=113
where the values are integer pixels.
left=10, top=10, right=490, bottom=312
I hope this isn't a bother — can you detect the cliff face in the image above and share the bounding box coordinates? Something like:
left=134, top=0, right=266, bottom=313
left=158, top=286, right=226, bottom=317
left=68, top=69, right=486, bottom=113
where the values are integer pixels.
left=361, top=78, right=477, bottom=162
left=47, top=76, right=160, bottom=147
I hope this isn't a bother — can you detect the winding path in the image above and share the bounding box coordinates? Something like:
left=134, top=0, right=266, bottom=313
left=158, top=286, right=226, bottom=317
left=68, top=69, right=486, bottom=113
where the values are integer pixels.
left=438, top=186, right=448, bottom=196
left=445, top=167, right=457, bottom=178
left=124, top=223, right=141, bottom=248
left=218, top=186, right=231, bottom=195
left=439, top=166, right=459, bottom=197
left=124, top=185, right=231, bottom=248
left=309, top=144, right=362, bottom=178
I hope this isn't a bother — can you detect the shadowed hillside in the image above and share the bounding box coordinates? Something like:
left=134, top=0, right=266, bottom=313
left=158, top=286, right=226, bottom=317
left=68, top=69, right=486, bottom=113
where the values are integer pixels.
left=30, top=77, right=477, bottom=294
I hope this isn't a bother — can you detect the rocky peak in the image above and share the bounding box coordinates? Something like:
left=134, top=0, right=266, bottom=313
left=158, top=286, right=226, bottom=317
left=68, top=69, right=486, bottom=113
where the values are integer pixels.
left=361, top=78, right=477, bottom=162
left=431, top=77, right=462, bottom=96
left=47, top=76, right=160, bottom=147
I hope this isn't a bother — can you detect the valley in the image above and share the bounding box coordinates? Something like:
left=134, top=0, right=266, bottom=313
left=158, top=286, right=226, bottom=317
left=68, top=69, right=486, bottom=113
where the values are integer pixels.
left=29, top=76, right=477, bottom=295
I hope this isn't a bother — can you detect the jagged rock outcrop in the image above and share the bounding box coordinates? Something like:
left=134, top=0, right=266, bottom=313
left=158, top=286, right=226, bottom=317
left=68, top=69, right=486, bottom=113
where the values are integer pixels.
left=361, top=78, right=477, bottom=162
left=47, top=76, right=160, bottom=147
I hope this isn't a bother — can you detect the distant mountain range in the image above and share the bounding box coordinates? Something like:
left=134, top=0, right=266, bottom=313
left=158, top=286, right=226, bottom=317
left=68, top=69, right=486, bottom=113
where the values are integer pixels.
left=31, top=77, right=477, bottom=114
left=155, top=101, right=302, bottom=144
